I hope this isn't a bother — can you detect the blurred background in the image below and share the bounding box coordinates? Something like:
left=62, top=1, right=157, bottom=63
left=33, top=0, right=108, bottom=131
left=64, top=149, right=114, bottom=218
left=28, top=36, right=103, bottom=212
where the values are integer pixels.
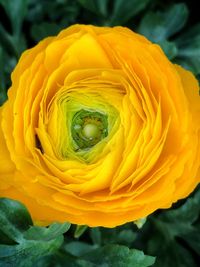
left=0, top=1, right=200, bottom=267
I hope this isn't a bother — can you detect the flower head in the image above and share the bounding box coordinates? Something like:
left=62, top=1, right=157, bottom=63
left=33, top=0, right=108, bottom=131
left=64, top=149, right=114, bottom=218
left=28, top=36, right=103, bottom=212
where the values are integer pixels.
left=0, top=25, right=200, bottom=227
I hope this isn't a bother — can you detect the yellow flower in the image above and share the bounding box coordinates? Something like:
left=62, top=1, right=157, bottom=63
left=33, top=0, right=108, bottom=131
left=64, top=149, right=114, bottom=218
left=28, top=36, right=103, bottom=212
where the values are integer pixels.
left=0, top=25, right=200, bottom=227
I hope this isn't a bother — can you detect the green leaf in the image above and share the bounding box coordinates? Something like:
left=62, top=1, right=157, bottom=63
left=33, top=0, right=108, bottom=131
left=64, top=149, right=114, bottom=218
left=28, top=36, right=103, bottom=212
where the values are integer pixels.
left=0, top=46, right=7, bottom=105
left=64, top=241, right=97, bottom=257
left=24, top=223, right=71, bottom=241
left=89, top=227, right=102, bottom=246
left=137, top=4, right=188, bottom=61
left=0, top=236, right=64, bottom=267
left=83, top=244, right=155, bottom=267
left=138, top=3, right=189, bottom=42
left=0, top=0, right=27, bottom=58
left=36, top=244, right=154, bottom=267
left=182, top=228, right=200, bottom=256
left=0, top=198, right=33, bottom=243
left=27, top=0, right=79, bottom=24
left=0, top=22, right=26, bottom=58
left=0, top=198, right=70, bottom=267
left=157, top=189, right=200, bottom=238
left=0, top=25, right=18, bottom=58
left=74, top=225, right=88, bottom=239
left=30, top=22, right=62, bottom=42
left=159, top=40, right=178, bottom=60
left=0, top=46, right=5, bottom=90
left=0, top=0, right=28, bottom=36
left=92, top=224, right=137, bottom=247
left=115, top=229, right=137, bottom=246
left=148, top=237, right=197, bottom=267
left=109, top=0, right=152, bottom=26
left=78, top=0, right=109, bottom=17
left=0, top=46, right=16, bottom=105
left=145, top=189, right=200, bottom=267
left=34, top=252, right=96, bottom=267
left=174, top=23, right=200, bottom=75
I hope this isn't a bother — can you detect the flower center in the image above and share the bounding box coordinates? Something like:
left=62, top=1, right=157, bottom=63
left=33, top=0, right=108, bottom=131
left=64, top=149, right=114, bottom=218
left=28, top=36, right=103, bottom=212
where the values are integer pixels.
left=71, top=109, right=108, bottom=149
left=82, top=123, right=99, bottom=139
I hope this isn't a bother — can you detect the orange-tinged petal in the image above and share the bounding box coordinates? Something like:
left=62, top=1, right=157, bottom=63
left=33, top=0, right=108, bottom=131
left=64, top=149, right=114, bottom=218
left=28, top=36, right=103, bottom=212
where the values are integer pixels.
left=0, top=24, right=200, bottom=227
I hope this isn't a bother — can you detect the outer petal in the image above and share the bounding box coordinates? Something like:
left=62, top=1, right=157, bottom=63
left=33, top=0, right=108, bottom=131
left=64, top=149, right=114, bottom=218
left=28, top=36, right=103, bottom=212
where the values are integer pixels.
left=0, top=106, right=15, bottom=190
left=0, top=107, right=15, bottom=173
left=173, top=65, right=200, bottom=200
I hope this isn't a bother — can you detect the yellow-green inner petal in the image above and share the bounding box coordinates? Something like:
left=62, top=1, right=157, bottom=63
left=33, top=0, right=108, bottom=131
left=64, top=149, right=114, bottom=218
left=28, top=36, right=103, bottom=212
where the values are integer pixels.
left=49, top=89, right=120, bottom=163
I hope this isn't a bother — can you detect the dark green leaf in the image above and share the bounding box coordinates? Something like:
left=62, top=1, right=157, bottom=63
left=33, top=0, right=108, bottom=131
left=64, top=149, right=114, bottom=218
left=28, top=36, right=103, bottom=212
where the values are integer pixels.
left=89, top=227, right=101, bottom=246
left=83, top=244, right=155, bottom=267
left=0, top=25, right=18, bottom=58
left=24, top=223, right=71, bottom=241
left=30, top=22, right=62, bottom=42
left=115, top=229, right=137, bottom=246
left=182, top=228, right=200, bottom=256
left=159, top=40, right=178, bottom=60
left=145, top=190, right=200, bottom=267
left=149, top=237, right=197, bottom=267
left=109, top=0, right=152, bottom=25
left=64, top=241, right=97, bottom=257
left=0, top=47, right=16, bottom=105
left=94, top=224, right=137, bottom=247
left=74, top=225, right=88, bottom=239
left=0, top=198, right=33, bottom=243
left=175, top=24, right=200, bottom=75
left=103, top=228, right=136, bottom=246
left=161, top=190, right=200, bottom=225
left=27, top=0, right=79, bottom=24
left=0, top=236, right=64, bottom=267
left=0, top=0, right=28, bottom=36
left=0, top=198, right=70, bottom=267
left=0, top=46, right=5, bottom=90
left=34, top=252, right=96, bottom=267
left=78, top=0, right=108, bottom=17
left=0, top=46, right=7, bottom=105
left=0, top=24, right=26, bottom=58
left=36, top=244, right=154, bottom=267
left=138, top=4, right=188, bottom=42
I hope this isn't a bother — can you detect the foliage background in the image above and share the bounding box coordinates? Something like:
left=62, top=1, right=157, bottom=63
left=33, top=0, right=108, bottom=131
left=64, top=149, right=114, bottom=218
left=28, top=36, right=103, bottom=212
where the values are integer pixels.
left=0, top=0, right=200, bottom=266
